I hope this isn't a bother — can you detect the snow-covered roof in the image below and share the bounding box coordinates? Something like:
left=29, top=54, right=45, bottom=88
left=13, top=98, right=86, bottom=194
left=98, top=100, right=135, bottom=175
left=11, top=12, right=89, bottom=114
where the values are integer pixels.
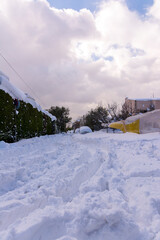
left=127, top=98, right=160, bottom=101
left=0, top=71, right=56, bottom=121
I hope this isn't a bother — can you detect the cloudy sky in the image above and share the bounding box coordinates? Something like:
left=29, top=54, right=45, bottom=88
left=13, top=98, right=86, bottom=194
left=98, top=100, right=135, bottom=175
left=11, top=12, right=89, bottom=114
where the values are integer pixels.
left=0, top=0, right=160, bottom=119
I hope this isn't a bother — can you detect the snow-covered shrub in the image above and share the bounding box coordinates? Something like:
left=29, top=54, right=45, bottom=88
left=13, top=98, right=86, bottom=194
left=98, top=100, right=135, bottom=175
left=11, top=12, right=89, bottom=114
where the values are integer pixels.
left=0, top=90, right=56, bottom=142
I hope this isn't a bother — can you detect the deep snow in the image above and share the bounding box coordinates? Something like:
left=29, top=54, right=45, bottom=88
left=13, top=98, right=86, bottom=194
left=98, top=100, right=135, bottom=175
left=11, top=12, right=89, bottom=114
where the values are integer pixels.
left=0, top=131, right=160, bottom=240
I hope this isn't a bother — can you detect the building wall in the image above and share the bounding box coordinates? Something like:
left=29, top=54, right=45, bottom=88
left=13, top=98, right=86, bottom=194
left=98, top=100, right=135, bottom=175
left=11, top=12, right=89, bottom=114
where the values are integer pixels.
left=125, top=98, right=135, bottom=113
left=153, top=100, right=160, bottom=109
left=125, top=98, right=160, bottom=114
left=136, top=100, right=152, bottom=111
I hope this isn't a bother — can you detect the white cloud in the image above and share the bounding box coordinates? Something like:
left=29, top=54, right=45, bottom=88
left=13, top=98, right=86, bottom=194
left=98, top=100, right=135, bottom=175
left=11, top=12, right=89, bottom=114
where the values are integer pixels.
left=148, top=0, right=160, bottom=20
left=0, top=0, right=160, bottom=119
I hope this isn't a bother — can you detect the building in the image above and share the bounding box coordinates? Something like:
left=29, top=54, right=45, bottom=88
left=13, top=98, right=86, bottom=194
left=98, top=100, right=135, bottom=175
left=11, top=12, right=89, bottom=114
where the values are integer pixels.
left=125, top=97, right=160, bottom=114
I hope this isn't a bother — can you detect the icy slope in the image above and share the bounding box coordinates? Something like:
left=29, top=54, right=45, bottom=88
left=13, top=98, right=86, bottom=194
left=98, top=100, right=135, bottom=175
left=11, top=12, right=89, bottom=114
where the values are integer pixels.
left=0, top=132, right=160, bottom=240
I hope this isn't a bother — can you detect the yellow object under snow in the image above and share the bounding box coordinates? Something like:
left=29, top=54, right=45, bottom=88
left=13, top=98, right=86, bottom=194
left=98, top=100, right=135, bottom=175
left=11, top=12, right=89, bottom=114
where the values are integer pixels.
left=109, top=110, right=160, bottom=134
left=109, top=119, right=140, bottom=134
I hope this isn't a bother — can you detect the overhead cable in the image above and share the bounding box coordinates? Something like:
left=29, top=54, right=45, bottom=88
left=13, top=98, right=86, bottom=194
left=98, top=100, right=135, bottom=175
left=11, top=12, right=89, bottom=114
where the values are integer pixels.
left=0, top=51, right=45, bottom=107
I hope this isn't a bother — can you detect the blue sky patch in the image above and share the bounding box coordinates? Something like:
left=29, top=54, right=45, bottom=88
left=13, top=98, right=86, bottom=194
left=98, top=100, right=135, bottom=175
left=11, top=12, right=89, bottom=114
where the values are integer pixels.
left=91, top=53, right=100, bottom=61
left=126, top=44, right=145, bottom=57
left=105, top=56, right=114, bottom=61
left=125, top=0, right=154, bottom=15
left=47, top=0, right=99, bottom=12
left=47, top=0, right=154, bottom=15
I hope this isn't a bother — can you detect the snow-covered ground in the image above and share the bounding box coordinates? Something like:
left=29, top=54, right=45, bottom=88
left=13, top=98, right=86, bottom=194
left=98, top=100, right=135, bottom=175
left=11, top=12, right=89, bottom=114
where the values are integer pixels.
left=0, top=131, right=160, bottom=240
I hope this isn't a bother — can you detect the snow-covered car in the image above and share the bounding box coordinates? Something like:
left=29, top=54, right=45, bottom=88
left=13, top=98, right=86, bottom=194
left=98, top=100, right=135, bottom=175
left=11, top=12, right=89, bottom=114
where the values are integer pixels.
left=79, top=126, right=92, bottom=134
left=75, top=128, right=80, bottom=133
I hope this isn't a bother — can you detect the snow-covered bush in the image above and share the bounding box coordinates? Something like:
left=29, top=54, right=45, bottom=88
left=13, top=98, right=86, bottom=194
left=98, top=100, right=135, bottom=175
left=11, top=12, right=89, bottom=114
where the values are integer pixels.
left=0, top=89, right=56, bottom=142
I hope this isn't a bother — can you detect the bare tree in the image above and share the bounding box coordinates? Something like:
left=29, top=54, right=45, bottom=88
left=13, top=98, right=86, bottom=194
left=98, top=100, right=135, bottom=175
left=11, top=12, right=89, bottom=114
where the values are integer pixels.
left=107, top=103, right=120, bottom=121
left=120, top=102, right=132, bottom=120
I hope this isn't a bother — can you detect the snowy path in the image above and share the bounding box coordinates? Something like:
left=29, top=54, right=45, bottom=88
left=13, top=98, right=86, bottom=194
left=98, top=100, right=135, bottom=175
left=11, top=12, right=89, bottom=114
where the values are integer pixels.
left=0, top=132, right=160, bottom=240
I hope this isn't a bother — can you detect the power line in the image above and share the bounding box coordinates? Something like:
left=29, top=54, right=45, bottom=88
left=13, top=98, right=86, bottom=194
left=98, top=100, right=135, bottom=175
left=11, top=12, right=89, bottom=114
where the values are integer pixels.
left=0, top=51, right=45, bottom=107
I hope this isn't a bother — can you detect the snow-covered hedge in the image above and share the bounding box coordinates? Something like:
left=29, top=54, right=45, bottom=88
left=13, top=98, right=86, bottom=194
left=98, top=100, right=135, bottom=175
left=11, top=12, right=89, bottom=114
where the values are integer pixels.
left=0, top=90, right=56, bottom=143
left=0, top=71, right=57, bottom=142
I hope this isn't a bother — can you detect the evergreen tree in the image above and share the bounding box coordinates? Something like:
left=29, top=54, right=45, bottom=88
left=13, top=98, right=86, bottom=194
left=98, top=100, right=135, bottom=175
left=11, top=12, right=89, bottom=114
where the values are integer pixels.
left=48, top=106, right=71, bottom=132
left=84, top=106, right=109, bottom=131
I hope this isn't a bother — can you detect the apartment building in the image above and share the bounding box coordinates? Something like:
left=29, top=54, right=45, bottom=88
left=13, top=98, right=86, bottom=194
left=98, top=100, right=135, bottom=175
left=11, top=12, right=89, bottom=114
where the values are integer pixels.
left=125, top=97, right=160, bottom=114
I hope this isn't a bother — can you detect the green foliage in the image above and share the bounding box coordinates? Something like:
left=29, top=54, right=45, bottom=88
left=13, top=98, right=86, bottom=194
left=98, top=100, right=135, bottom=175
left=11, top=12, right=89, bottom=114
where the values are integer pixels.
left=84, top=106, right=109, bottom=131
left=48, top=106, right=72, bottom=132
left=0, top=90, right=55, bottom=143
left=0, top=90, right=15, bottom=142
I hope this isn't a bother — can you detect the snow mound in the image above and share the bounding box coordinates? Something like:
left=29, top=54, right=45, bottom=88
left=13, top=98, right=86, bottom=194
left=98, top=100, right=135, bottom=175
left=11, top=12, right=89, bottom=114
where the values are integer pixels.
left=0, top=141, right=9, bottom=149
left=79, top=126, right=92, bottom=134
